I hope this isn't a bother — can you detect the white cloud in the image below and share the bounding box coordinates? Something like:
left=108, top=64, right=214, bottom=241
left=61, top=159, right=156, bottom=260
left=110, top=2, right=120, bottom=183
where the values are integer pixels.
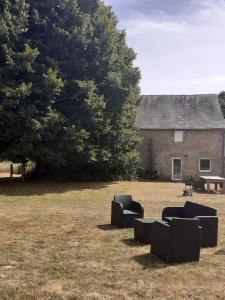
left=106, top=0, right=225, bottom=94
left=124, top=17, right=187, bottom=35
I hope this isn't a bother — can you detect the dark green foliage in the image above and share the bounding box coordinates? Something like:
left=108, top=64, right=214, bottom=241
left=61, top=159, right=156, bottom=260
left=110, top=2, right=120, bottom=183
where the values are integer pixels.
left=0, top=0, right=141, bottom=180
left=219, top=91, right=225, bottom=118
left=0, top=0, right=73, bottom=166
left=0, top=0, right=40, bottom=164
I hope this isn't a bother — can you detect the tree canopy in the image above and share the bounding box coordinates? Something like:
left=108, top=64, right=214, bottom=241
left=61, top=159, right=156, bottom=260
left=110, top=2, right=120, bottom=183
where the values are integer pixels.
left=0, top=0, right=141, bottom=180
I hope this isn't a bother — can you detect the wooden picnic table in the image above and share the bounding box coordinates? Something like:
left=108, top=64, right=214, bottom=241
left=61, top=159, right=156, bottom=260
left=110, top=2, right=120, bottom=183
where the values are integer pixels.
left=200, top=176, right=225, bottom=193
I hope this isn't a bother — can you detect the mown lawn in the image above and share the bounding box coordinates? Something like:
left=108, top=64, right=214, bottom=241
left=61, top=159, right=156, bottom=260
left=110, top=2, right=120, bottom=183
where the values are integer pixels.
left=0, top=181, right=224, bottom=300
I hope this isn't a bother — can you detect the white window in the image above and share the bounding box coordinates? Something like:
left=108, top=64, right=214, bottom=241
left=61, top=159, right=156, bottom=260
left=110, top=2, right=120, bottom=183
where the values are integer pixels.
left=199, top=159, right=211, bottom=172
left=174, top=131, right=184, bottom=142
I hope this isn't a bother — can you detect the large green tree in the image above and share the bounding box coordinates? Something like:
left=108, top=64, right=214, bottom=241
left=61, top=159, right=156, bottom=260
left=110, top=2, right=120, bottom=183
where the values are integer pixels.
left=0, top=0, right=141, bottom=180
left=0, top=0, right=78, bottom=169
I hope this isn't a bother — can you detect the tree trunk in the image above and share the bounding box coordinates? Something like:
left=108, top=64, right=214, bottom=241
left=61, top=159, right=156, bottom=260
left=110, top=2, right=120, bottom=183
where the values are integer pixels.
left=10, top=164, right=13, bottom=182
left=31, top=161, right=46, bottom=179
left=21, top=163, right=25, bottom=183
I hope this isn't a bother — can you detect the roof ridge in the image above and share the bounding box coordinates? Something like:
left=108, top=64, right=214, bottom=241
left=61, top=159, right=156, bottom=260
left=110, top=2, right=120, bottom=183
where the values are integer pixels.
left=136, top=94, right=225, bottom=130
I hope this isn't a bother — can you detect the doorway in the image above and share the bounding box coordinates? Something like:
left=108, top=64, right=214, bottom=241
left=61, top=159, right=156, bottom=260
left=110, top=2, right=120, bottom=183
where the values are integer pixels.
left=172, top=158, right=182, bottom=180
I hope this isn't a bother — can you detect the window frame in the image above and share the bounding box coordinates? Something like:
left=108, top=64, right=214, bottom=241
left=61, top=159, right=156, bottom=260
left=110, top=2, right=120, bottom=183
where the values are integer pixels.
left=199, top=158, right=211, bottom=173
left=174, top=130, right=184, bottom=143
left=172, top=157, right=182, bottom=180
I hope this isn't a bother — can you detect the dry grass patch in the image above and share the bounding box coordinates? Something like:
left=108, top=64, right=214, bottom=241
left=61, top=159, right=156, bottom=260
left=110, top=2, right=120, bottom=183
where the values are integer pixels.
left=0, top=181, right=224, bottom=299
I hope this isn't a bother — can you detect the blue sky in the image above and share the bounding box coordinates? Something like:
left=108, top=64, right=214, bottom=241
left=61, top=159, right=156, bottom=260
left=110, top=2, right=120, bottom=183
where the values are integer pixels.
left=104, top=0, right=225, bottom=95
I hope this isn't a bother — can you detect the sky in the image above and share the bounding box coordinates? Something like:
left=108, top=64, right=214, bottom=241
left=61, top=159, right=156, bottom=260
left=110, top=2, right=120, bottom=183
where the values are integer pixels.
left=103, top=0, right=225, bottom=95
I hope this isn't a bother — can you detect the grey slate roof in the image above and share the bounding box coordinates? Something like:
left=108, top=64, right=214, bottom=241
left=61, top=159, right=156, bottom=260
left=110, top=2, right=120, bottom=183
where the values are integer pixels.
left=136, top=94, right=225, bottom=130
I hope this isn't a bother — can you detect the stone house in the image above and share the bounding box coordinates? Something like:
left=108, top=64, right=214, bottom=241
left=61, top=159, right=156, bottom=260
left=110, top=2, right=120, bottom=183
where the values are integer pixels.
left=136, top=94, right=225, bottom=181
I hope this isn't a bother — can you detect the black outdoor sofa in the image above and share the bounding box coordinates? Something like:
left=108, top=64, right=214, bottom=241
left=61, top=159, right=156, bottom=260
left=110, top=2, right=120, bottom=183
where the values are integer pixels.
left=151, top=218, right=202, bottom=263
left=111, top=195, right=144, bottom=228
left=162, top=201, right=218, bottom=247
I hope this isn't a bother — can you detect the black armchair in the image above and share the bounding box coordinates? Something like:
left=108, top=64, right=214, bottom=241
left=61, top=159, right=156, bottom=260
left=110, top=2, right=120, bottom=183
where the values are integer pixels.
left=111, top=195, right=144, bottom=228
left=151, top=218, right=202, bottom=263
left=162, top=201, right=218, bottom=247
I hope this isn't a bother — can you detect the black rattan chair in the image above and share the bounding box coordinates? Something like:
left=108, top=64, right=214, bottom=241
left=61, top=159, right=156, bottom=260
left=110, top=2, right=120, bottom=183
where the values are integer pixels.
left=162, top=201, right=218, bottom=247
left=151, top=218, right=202, bottom=263
left=111, top=195, right=144, bottom=228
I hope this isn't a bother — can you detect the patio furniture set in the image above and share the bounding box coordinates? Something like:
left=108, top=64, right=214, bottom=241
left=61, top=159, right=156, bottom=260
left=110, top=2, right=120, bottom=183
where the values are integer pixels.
left=183, top=176, right=225, bottom=195
left=111, top=195, right=218, bottom=264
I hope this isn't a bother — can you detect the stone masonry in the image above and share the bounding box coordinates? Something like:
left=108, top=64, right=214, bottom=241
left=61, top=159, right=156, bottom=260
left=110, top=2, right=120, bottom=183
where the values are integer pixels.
left=139, top=129, right=225, bottom=181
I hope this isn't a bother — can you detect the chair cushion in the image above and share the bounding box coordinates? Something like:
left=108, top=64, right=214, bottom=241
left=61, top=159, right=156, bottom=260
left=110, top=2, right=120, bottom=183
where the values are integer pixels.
left=114, top=195, right=132, bottom=209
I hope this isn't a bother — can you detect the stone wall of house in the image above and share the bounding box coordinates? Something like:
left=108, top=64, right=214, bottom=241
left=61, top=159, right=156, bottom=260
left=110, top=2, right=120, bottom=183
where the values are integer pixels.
left=139, top=129, right=225, bottom=181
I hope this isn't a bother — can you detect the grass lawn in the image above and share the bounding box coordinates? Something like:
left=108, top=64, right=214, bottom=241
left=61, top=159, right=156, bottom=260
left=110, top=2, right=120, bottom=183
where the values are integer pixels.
left=0, top=181, right=224, bottom=300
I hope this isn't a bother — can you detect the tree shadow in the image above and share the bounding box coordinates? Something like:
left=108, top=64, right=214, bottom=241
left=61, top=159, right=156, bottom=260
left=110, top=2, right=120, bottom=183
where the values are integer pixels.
left=214, top=249, right=225, bottom=255
left=132, top=253, right=168, bottom=269
left=96, top=224, right=119, bottom=231
left=0, top=179, right=118, bottom=196
left=121, top=238, right=147, bottom=247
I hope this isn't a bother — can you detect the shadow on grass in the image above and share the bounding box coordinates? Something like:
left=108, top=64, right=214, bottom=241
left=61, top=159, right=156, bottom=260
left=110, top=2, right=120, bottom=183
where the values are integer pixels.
left=0, top=179, right=118, bottom=196
left=121, top=238, right=146, bottom=247
left=215, top=249, right=225, bottom=255
left=132, top=253, right=168, bottom=269
left=96, top=224, right=119, bottom=231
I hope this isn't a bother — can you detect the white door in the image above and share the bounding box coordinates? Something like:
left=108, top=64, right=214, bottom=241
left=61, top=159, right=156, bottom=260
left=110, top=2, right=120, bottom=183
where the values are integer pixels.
left=172, top=158, right=182, bottom=180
